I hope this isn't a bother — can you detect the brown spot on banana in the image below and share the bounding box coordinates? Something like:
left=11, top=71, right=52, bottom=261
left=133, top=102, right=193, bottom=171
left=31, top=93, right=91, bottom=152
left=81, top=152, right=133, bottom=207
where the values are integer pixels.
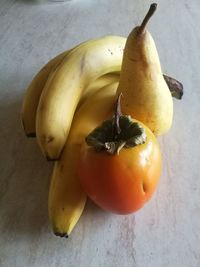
left=46, top=136, right=54, bottom=143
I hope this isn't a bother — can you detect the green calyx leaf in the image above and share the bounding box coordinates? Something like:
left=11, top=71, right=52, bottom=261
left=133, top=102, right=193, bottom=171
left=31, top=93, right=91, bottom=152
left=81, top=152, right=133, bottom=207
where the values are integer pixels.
left=86, top=115, right=146, bottom=154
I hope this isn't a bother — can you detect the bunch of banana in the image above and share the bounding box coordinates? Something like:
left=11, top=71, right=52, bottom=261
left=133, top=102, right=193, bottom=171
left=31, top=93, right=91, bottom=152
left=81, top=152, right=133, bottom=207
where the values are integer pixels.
left=21, top=36, right=125, bottom=237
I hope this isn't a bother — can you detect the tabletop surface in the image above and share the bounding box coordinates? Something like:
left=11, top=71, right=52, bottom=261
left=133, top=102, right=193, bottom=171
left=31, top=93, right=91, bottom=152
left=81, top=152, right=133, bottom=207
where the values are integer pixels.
left=0, top=0, right=200, bottom=266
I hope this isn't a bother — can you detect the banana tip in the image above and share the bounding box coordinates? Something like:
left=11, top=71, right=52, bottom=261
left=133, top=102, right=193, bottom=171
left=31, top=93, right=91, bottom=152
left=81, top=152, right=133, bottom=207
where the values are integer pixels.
left=54, top=232, right=69, bottom=238
left=46, top=155, right=58, bottom=161
left=26, top=132, right=36, bottom=138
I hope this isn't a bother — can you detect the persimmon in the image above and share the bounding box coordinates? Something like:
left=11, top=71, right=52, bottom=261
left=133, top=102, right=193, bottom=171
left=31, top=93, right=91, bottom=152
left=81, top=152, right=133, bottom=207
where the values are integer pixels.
left=78, top=95, right=162, bottom=214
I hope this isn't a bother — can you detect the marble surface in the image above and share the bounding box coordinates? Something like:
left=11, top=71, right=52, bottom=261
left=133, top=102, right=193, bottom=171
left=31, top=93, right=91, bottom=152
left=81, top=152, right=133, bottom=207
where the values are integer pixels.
left=0, top=0, right=200, bottom=266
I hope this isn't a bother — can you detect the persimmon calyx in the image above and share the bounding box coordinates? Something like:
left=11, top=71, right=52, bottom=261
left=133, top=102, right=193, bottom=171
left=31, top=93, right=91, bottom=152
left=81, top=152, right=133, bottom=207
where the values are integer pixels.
left=86, top=115, right=146, bottom=155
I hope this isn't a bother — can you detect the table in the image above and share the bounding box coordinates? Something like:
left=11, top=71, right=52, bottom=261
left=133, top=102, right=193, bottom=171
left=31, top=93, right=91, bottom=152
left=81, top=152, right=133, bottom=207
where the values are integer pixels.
left=1, top=0, right=200, bottom=266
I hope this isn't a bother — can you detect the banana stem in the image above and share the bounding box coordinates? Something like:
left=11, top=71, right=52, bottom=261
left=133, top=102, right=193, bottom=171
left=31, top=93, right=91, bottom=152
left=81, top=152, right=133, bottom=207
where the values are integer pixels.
left=138, top=3, right=157, bottom=35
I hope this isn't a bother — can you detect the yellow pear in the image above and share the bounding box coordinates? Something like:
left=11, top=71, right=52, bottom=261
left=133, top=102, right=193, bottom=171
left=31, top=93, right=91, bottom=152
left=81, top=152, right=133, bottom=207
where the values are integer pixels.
left=116, top=3, right=173, bottom=135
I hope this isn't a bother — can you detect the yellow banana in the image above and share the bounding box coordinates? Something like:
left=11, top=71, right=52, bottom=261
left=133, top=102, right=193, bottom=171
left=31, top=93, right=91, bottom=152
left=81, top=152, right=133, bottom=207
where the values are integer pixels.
left=36, top=35, right=126, bottom=160
left=48, top=81, right=119, bottom=237
left=77, top=71, right=119, bottom=109
left=21, top=50, right=70, bottom=137
left=21, top=50, right=119, bottom=138
left=21, top=41, right=88, bottom=136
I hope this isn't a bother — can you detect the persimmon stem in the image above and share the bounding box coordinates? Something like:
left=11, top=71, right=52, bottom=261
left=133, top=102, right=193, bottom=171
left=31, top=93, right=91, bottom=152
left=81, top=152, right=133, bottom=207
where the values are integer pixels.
left=113, top=93, right=122, bottom=138
left=138, top=3, right=157, bottom=35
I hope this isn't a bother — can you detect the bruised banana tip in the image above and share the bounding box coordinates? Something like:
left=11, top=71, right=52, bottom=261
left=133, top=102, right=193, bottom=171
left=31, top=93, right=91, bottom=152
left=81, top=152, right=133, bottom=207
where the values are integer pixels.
left=46, top=155, right=60, bottom=161
left=54, top=232, right=69, bottom=238
left=26, top=132, right=36, bottom=138
left=21, top=117, right=36, bottom=137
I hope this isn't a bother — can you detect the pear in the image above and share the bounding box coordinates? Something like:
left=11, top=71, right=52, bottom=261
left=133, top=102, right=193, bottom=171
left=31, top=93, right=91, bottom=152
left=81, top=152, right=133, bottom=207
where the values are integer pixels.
left=117, top=3, right=173, bottom=135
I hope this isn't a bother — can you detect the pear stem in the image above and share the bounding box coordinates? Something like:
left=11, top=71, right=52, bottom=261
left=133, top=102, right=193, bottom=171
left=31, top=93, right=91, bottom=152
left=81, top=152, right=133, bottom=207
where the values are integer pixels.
left=138, top=3, right=157, bottom=35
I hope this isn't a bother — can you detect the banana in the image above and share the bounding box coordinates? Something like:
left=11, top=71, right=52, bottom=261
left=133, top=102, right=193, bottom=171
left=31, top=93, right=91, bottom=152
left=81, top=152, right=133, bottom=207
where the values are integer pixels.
left=48, top=81, right=119, bottom=237
left=77, top=71, right=119, bottom=109
left=21, top=50, right=71, bottom=137
left=21, top=51, right=119, bottom=138
left=36, top=35, right=126, bottom=160
left=21, top=41, right=87, bottom=136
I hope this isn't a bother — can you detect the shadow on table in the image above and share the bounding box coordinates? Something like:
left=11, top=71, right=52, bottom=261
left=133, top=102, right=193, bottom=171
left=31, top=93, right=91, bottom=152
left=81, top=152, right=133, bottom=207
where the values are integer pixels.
left=0, top=94, right=53, bottom=240
left=17, top=0, right=71, bottom=5
left=0, top=93, right=105, bottom=240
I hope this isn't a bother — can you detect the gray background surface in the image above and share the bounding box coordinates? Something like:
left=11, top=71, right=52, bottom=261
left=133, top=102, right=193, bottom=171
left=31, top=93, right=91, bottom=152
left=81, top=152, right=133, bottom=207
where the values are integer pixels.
left=0, top=0, right=200, bottom=266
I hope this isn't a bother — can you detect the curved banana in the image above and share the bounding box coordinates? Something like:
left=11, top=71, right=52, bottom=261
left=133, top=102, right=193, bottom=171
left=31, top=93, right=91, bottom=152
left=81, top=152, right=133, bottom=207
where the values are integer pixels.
left=36, top=35, right=126, bottom=160
left=22, top=54, right=119, bottom=138
left=21, top=40, right=91, bottom=137
left=21, top=50, right=71, bottom=137
left=77, top=72, right=119, bottom=109
left=48, top=81, right=119, bottom=237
